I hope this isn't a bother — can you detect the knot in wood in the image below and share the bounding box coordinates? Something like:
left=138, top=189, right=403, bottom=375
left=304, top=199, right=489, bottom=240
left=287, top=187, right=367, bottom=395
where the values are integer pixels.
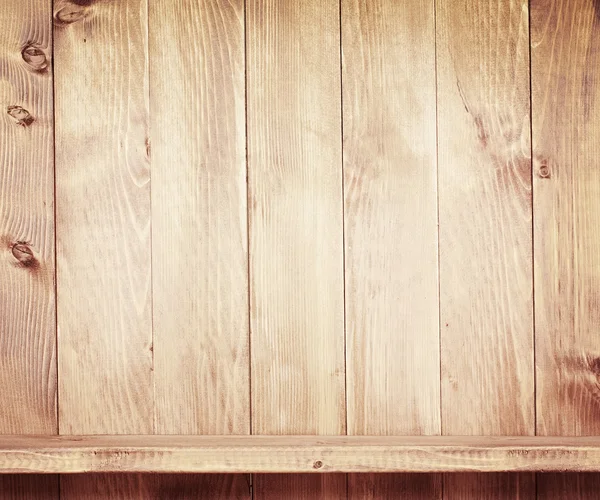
left=7, top=106, right=34, bottom=127
left=22, top=45, right=49, bottom=72
left=313, top=460, right=323, bottom=469
left=11, top=242, right=35, bottom=266
left=54, top=3, right=87, bottom=25
left=538, top=162, right=551, bottom=179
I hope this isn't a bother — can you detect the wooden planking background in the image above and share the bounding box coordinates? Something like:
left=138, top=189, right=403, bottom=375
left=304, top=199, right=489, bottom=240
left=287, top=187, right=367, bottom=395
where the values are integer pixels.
left=1, top=0, right=600, bottom=498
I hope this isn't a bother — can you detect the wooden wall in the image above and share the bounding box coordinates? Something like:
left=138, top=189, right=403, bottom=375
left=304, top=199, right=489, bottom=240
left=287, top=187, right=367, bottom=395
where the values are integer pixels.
left=1, top=0, right=599, bottom=498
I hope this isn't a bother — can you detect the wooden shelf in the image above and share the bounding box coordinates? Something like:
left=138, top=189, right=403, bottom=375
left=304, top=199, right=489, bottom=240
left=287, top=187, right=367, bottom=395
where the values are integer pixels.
left=2, top=435, right=600, bottom=474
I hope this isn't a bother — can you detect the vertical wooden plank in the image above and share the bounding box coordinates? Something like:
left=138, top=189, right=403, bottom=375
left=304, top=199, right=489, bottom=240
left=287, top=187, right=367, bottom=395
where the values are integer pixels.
left=436, top=0, right=535, bottom=498
left=532, top=0, right=600, bottom=497
left=247, top=0, right=346, bottom=497
left=149, top=0, right=250, bottom=497
left=0, top=0, right=56, bottom=436
left=54, top=0, right=152, bottom=497
left=0, top=0, right=58, bottom=498
left=342, top=0, right=440, bottom=498
left=150, top=0, right=249, bottom=440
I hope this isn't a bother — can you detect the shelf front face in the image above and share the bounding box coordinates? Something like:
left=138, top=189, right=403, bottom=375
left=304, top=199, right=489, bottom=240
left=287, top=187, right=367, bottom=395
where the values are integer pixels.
left=2, top=435, right=600, bottom=474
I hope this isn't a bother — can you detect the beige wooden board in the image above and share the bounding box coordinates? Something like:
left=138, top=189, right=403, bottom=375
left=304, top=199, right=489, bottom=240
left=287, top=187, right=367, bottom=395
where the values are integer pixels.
left=0, top=0, right=56, bottom=435
left=247, top=0, right=345, bottom=497
left=0, top=0, right=57, bottom=498
left=531, top=0, right=600, bottom=495
left=6, top=435, right=600, bottom=474
left=150, top=0, right=249, bottom=436
left=436, top=0, right=534, bottom=497
left=54, top=0, right=152, bottom=497
left=342, top=0, right=440, bottom=497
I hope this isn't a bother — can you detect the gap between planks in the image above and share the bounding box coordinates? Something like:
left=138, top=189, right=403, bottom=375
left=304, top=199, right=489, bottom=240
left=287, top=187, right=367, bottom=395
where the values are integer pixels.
left=1, top=436, right=600, bottom=474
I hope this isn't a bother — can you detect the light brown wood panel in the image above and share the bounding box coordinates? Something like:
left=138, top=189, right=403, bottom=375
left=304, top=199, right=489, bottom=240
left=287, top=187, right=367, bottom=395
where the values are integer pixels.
left=150, top=0, right=249, bottom=436
left=0, top=0, right=57, bottom=498
left=0, top=0, right=56, bottom=436
left=531, top=0, right=600, bottom=496
left=149, top=0, right=250, bottom=496
left=247, top=0, right=345, bottom=497
left=54, top=0, right=152, bottom=497
left=538, top=474, right=600, bottom=499
left=342, top=0, right=440, bottom=497
left=436, top=0, right=534, bottom=498
left=6, top=435, right=600, bottom=474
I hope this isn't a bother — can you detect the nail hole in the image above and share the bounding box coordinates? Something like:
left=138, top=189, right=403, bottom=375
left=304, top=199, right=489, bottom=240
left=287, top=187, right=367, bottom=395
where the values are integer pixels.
left=7, top=106, right=34, bottom=127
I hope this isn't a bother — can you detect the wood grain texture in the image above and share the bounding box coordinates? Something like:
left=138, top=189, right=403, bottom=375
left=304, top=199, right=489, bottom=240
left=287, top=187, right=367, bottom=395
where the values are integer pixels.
left=247, top=0, right=345, bottom=497
left=348, top=474, right=441, bottom=500
left=0, top=1, right=57, bottom=498
left=531, top=0, right=600, bottom=495
left=436, top=0, right=534, bottom=497
left=55, top=0, right=152, bottom=435
left=247, top=0, right=345, bottom=435
left=444, top=473, right=535, bottom=499
left=5, top=435, right=600, bottom=474
left=253, top=475, right=346, bottom=500
left=342, top=0, right=439, bottom=436
left=149, top=0, right=249, bottom=436
left=0, top=0, right=56, bottom=436
left=0, top=476, right=58, bottom=500
left=531, top=0, right=600, bottom=438
left=342, top=0, right=440, bottom=498
left=62, top=474, right=251, bottom=500
left=537, top=474, right=600, bottom=500
left=54, top=0, right=152, bottom=497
